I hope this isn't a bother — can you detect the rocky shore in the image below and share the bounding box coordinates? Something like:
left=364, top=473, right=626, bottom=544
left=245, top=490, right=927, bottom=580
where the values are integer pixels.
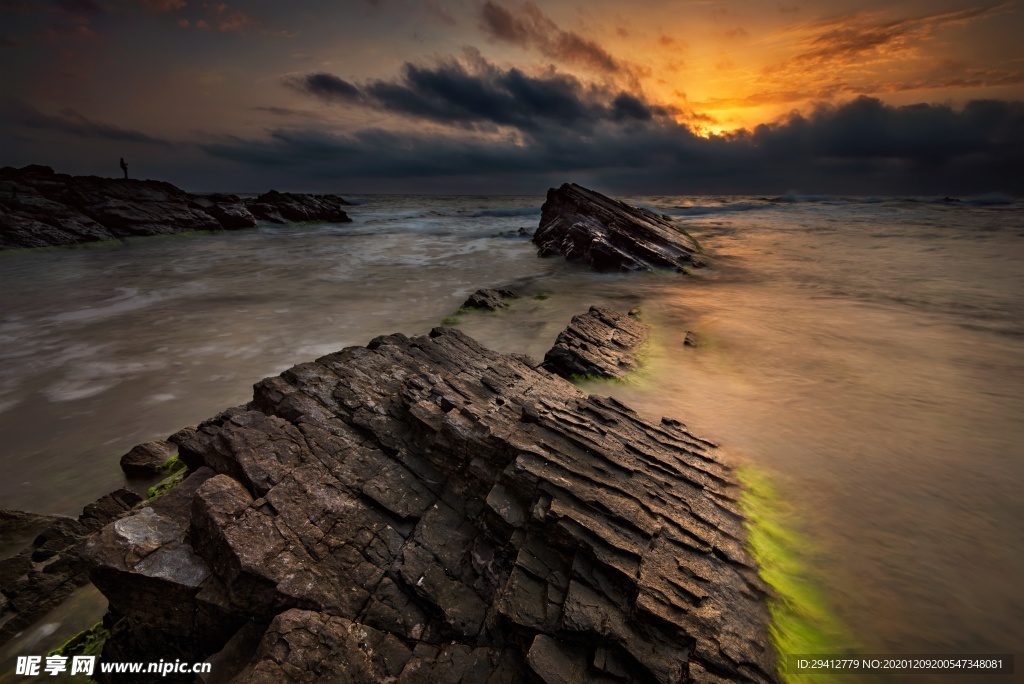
left=0, top=182, right=777, bottom=682
left=0, top=165, right=352, bottom=250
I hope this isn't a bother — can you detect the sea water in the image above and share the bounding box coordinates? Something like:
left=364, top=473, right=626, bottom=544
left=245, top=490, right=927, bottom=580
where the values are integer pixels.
left=0, top=193, right=1021, bottom=680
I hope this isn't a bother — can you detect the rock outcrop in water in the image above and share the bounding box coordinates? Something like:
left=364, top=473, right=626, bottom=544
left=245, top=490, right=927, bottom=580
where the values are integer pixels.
left=462, top=288, right=517, bottom=311
left=245, top=189, right=353, bottom=224
left=0, top=165, right=351, bottom=250
left=543, top=307, right=650, bottom=380
left=84, top=326, right=775, bottom=683
left=533, top=183, right=703, bottom=272
left=0, top=490, right=142, bottom=644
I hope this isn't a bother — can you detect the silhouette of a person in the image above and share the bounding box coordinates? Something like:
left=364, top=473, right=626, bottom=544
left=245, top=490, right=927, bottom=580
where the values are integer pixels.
left=120, top=157, right=128, bottom=179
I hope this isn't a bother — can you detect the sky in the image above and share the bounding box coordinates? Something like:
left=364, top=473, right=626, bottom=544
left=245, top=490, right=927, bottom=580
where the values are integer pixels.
left=1, top=0, right=1022, bottom=194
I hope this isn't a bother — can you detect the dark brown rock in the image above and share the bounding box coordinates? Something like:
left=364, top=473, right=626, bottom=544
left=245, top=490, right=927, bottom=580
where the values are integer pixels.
left=119, top=440, right=177, bottom=477
left=463, top=288, right=517, bottom=310
left=0, top=166, right=351, bottom=250
left=244, top=189, right=352, bottom=224
left=86, top=326, right=775, bottom=683
left=0, top=489, right=141, bottom=646
left=684, top=331, right=701, bottom=347
left=543, top=307, right=649, bottom=380
left=533, top=183, right=703, bottom=272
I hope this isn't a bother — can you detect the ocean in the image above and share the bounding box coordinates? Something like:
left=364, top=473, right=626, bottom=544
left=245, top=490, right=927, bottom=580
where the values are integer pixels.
left=0, top=193, right=1021, bottom=681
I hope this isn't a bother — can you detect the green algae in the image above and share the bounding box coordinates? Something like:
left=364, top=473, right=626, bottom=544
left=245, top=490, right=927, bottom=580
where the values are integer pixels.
left=48, top=621, right=108, bottom=659
left=146, top=454, right=187, bottom=500
left=736, top=465, right=855, bottom=682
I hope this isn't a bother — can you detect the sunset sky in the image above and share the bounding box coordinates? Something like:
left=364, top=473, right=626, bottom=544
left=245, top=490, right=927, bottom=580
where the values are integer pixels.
left=1, top=0, right=1022, bottom=193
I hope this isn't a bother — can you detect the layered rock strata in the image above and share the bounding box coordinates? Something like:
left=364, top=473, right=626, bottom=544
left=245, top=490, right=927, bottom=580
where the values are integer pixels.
left=85, top=326, right=775, bottom=683
left=0, top=166, right=351, bottom=250
left=543, top=307, right=650, bottom=380
left=533, top=183, right=703, bottom=272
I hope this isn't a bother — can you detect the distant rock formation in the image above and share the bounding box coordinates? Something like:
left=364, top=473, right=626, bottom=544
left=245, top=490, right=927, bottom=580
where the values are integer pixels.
left=0, top=165, right=352, bottom=251
left=84, top=326, right=776, bottom=683
left=543, top=307, right=649, bottom=380
left=245, top=189, right=352, bottom=224
left=533, top=183, right=703, bottom=272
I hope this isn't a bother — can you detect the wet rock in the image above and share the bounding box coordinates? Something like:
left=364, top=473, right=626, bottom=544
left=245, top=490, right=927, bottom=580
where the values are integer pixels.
left=533, top=183, right=703, bottom=272
left=543, top=306, right=649, bottom=380
left=0, top=489, right=141, bottom=646
left=86, top=326, right=775, bottom=683
left=119, top=440, right=177, bottom=477
left=462, top=288, right=517, bottom=310
left=0, top=166, right=351, bottom=250
left=244, top=189, right=352, bottom=224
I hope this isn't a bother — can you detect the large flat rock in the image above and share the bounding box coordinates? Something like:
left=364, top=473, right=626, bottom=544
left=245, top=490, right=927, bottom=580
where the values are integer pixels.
left=533, top=183, right=703, bottom=272
left=86, top=327, right=776, bottom=683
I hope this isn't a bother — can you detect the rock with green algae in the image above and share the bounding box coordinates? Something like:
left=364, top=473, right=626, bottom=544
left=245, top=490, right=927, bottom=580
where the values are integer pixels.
left=84, top=325, right=777, bottom=683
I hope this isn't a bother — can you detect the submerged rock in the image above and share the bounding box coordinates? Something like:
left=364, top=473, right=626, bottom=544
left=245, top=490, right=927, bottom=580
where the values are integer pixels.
left=0, top=489, right=141, bottom=645
left=533, top=183, right=703, bottom=272
left=85, top=326, right=775, bottom=683
left=543, top=306, right=649, bottom=380
left=0, top=166, right=351, bottom=250
left=462, top=288, right=517, bottom=310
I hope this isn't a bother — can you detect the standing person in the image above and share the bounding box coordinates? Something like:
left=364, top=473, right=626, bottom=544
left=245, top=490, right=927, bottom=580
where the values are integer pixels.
left=119, top=157, right=128, bottom=179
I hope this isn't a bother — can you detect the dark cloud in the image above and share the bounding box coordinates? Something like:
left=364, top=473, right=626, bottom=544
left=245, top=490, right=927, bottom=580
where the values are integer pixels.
left=288, top=58, right=672, bottom=131
left=289, top=72, right=361, bottom=101
left=478, top=0, right=623, bottom=74
left=0, top=99, right=173, bottom=146
left=198, top=95, right=1024, bottom=194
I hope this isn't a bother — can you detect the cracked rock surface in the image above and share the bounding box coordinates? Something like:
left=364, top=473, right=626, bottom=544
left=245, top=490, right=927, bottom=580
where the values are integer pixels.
left=533, top=184, right=702, bottom=272
left=543, top=307, right=650, bottom=380
left=86, top=327, right=776, bottom=683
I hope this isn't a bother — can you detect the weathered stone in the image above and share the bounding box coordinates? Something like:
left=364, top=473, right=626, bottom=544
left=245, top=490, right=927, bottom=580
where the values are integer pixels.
left=0, top=166, right=351, bottom=250
left=119, top=440, right=178, bottom=477
left=462, top=288, right=517, bottom=310
left=684, top=331, right=701, bottom=347
left=0, top=489, right=141, bottom=646
left=533, top=183, right=702, bottom=272
left=85, top=326, right=776, bottom=683
left=543, top=306, right=649, bottom=380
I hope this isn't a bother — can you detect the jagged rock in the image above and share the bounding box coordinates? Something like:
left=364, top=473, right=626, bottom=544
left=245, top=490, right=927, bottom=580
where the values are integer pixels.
left=0, top=489, right=141, bottom=646
left=86, top=326, right=775, bottom=684
left=189, top=194, right=258, bottom=230
left=463, top=288, right=517, bottom=310
left=543, top=307, right=649, bottom=380
left=0, top=166, right=350, bottom=250
left=119, top=440, right=178, bottom=477
left=244, top=190, right=352, bottom=224
left=533, top=183, right=703, bottom=272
